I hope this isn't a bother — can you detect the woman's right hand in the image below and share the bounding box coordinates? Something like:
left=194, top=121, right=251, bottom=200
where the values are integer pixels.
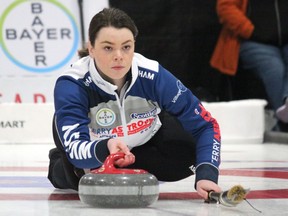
left=107, top=138, right=135, bottom=167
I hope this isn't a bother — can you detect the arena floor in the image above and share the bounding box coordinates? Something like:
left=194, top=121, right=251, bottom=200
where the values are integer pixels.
left=0, top=142, right=287, bottom=216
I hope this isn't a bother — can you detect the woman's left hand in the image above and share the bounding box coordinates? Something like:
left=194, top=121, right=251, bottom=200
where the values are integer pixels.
left=196, top=179, right=222, bottom=200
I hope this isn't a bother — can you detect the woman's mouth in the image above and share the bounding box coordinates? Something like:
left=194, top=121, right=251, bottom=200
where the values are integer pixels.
left=112, top=66, right=125, bottom=70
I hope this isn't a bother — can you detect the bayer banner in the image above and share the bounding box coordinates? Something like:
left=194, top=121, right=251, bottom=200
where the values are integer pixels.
left=0, top=0, right=108, bottom=103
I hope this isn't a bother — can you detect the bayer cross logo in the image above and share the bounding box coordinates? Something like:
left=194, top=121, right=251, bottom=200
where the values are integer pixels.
left=96, top=108, right=116, bottom=127
left=0, top=0, right=79, bottom=73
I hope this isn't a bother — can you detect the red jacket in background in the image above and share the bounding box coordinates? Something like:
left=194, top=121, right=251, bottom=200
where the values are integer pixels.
left=210, top=0, right=254, bottom=75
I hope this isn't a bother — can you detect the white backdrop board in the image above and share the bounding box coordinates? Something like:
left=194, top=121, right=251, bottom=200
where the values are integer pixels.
left=0, top=100, right=267, bottom=144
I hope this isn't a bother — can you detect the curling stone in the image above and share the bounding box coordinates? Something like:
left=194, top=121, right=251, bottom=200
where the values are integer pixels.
left=78, top=152, right=159, bottom=208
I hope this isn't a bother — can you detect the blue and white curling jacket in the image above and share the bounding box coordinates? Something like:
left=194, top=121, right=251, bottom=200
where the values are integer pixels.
left=53, top=53, right=221, bottom=183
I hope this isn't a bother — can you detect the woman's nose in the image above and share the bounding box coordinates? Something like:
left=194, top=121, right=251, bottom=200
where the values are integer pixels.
left=114, top=50, right=123, bottom=61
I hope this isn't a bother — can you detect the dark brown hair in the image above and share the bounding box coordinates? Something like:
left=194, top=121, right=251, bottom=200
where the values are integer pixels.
left=78, top=8, right=138, bottom=58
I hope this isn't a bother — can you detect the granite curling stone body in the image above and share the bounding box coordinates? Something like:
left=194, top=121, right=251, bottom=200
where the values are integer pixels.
left=78, top=152, right=159, bottom=208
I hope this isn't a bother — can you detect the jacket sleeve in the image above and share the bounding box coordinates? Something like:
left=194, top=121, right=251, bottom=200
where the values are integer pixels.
left=154, top=65, right=221, bottom=184
left=217, top=0, right=254, bottom=39
left=53, top=76, right=109, bottom=169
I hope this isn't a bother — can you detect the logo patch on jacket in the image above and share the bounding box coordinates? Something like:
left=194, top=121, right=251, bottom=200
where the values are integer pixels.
left=96, top=108, right=116, bottom=126
left=130, top=107, right=157, bottom=119
left=172, top=80, right=187, bottom=103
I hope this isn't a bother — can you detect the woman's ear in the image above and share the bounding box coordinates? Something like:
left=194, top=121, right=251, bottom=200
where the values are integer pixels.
left=87, top=41, right=94, bottom=57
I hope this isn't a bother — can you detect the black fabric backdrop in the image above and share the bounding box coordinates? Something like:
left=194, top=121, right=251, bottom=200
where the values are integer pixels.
left=109, top=0, right=266, bottom=103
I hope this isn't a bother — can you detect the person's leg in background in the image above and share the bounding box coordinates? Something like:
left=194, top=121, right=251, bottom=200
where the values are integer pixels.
left=240, top=41, right=284, bottom=110
left=240, top=41, right=288, bottom=132
left=276, top=44, right=288, bottom=124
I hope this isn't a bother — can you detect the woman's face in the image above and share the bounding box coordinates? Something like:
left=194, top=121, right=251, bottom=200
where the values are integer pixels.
left=89, top=26, right=135, bottom=83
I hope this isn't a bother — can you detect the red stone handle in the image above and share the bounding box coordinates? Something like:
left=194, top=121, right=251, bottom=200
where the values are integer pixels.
left=90, top=152, right=148, bottom=174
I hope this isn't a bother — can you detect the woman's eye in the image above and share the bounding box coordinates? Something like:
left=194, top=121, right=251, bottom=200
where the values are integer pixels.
left=104, top=46, right=112, bottom=51
left=123, top=45, right=131, bottom=50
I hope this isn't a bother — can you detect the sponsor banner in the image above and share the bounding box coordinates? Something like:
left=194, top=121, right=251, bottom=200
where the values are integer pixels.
left=0, top=0, right=81, bottom=75
left=0, top=76, right=57, bottom=103
left=0, top=0, right=108, bottom=103
left=0, top=103, right=54, bottom=144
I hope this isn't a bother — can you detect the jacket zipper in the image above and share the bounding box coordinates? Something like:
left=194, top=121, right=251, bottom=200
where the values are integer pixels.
left=114, top=91, right=128, bottom=142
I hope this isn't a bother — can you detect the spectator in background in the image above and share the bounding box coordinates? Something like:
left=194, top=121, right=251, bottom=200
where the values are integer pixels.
left=210, top=0, right=288, bottom=132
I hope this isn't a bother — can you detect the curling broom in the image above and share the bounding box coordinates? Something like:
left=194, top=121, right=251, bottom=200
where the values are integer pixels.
left=208, top=185, right=250, bottom=207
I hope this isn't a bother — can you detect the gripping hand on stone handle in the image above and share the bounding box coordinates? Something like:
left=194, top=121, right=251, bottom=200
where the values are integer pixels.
left=107, top=138, right=135, bottom=167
